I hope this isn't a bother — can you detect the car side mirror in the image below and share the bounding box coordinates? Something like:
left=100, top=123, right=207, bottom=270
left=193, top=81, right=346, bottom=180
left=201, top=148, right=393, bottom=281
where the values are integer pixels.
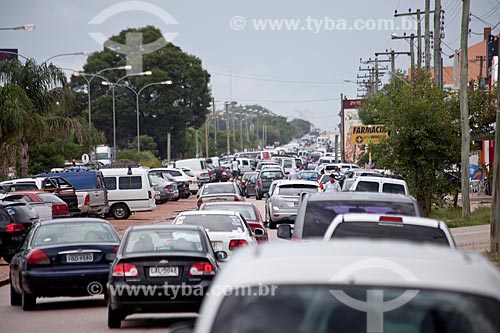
left=253, top=228, right=265, bottom=237
left=215, top=251, right=229, bottom=262
left=277, top=224, right=292, bottom=239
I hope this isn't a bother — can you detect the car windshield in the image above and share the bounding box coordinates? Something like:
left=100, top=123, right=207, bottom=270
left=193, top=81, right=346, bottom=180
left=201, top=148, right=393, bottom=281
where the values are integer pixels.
left=33, top=222, right=119, bottom=246
left=243, top=173, right=257, bottom=180
left=175, top=214, right=244, bottom=232
left=202, top=184, right=236, bottom=195
left=331, top=222, right=450, bottom=246
left=303, top=200, right=417, bottom=238
left=278, top=184, right=318, bottom=196
left=124, top=229, right=204, bottom=253
left=202, top=205, right=257, bottom=221
left=300, top=172, right=319, bottom=179
left=261, top=171, right=284, bottom=180
left=210, top=285, right=500, bottom=333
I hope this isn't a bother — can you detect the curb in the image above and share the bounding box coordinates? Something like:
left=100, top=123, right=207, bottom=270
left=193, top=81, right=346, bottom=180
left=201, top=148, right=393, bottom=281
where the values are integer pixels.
left=0, top=278, right=9, bottom=288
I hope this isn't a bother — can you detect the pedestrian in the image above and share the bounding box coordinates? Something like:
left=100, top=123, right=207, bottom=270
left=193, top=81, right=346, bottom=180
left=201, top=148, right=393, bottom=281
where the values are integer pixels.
left=231, top=157, right=239, bottom=182
left=323, top=173, right=341, bottom=192
left=288, top=168, right=300, bottom=180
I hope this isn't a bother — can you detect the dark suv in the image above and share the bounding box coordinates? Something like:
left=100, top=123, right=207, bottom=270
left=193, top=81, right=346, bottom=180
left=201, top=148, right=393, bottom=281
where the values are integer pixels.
left=0, top=201, right=39, bottom=262
left=277, top=192, right=421, bottom=240
left=255, top=170, right=285, bottom=200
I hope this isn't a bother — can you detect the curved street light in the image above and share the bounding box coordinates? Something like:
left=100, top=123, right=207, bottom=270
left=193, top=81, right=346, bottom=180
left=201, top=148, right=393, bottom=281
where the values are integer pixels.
left=42, top=51, right=91, bottom=65
left=0, top=24, right=35, bottom=31
left=101, top=71, right=153, bottom=159
left=107, top=80, right=173, bottom=152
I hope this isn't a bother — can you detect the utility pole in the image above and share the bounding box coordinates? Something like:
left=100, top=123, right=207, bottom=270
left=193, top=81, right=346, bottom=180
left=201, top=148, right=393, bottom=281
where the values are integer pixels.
left=205, top=120, right=209, bottom=158
left=213, top=98, right=217, bottom=145
left=491, top=35, right=500, bottom=252
left=460, top=0, right=471, bottom=219
left=375, top=50, right=411, bottom=81
left=434, top=0, right=442, bottom=87
left=225, top=102, right=230, bottom=155
left=239, top=113, right=243, bottom=151
left=167, top=132, right=171, bottom=164
left=195, top=129, right=199, bottom=158
left=391, top=34, right=417, bottom=77
left=425, top=0, right=431, bottom=70
left=340, top=93, right=345, bottom=163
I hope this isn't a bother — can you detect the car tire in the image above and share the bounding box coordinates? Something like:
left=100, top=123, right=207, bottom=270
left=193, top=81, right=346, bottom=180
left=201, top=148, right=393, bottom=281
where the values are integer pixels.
left=10, top=282, right=21, bottom=306
left=173, top=196, right=180, bottom=202
left=21, top=287, right=36, bottom=311
left=108, top=304, right=124, bottom=329
left=268, top=221, right=277, bottom=230
left=110, top=203, right=130, bottom=220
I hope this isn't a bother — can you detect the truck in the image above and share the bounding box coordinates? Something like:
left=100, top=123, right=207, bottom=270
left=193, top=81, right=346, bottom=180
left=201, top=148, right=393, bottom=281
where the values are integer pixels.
left=91, top=145, right=112, bottom=166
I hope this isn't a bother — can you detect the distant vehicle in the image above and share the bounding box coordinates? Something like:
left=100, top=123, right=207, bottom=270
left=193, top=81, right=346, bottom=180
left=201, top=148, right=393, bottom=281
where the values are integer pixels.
left=173, top=158, right=210, bottom=184
left=240, top=172, right=258, bottom=197
left=107, top=224, right=226, bottom=328
left=265, top=180, right=320, bottom=229
left=280, top=158, right=297, bottom=175
left=254, top=169, right=285, bottom=200
left=279, top=192, right=421, bottom=240
left=196, top=183, right=245, bottom=209
left=298, top=170, right=320, bottom=182
left=90, top=145, right=112, bottom=166
left=323, top=214, right=455, bottom=248
left=150, top=175, right=178, bottom=204
left=149, top=169, right=191, bottom=199
left=9, top=218, right=120, bottom=311
left=101, top=167, right=156, bottom=219
left=350, top=176, right=409, bottom=195
left=192, top=240, right=500, bottom=333
left=173, top=211, right=261, bottom=257
left=199, top=202, right=268, bottom=243
left=4, top=191, right=70, bottom=219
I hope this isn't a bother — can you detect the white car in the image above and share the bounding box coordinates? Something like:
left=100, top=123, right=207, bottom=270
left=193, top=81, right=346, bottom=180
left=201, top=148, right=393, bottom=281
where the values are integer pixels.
left=196, top=183, right=245, bottom=209
left=150, top=167, right=199, bottom=194
left=322, top=213, right=456, bottom=248
left=192, top=240, right=500, bottom=333
left=173, top=211, right=261, bottom=256
left=350, top=176, right=409, bottom=195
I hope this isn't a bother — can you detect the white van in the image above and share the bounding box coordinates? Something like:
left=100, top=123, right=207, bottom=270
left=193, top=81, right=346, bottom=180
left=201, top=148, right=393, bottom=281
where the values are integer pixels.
left=350, top=176, right=409, bottom=195
left=280, top=158, right=297, bottom=175
left=101, top=167, right=156, bottom=219
left=173, top=158, right=210, bottom=184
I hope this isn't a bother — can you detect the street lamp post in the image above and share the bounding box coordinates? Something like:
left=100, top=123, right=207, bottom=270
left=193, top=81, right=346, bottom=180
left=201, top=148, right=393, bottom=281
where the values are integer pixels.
left=101, top=70, right=153, bottom=159
left=0, top=24, right=35, bottom=31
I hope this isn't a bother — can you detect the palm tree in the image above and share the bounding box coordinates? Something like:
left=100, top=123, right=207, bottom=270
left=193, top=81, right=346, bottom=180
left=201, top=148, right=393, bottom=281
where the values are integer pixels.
left=0, top=59, right=84, bottom=177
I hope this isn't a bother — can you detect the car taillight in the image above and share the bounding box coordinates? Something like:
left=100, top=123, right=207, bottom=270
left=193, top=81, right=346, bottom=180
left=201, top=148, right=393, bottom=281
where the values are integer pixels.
left=292, top=236, right=302, bottom=242
left=112, top=246, right=119, bottom=253
left=259, top=179, right=263, bottom=187
left=379, top=216, right=403, bottom=223
left=241, top=180, right=246, bottom=185
left=189, top=180, right=193, bottom=184
left=27, top=249, right=50, bottom=265
left=148, top=191, right=152, bottom=199
left=165, top=185, right=172, bottom=191
left=229, top=239, right=248, bottom=250
left=84, top=194, right=90, bottom=206
left=112, top=263, right=139, bottom=277
left=6, top=223, right=25, bottom=233
left=234, top=196, right=240, bottom=202
left=189, top=262, right=215, bottom=276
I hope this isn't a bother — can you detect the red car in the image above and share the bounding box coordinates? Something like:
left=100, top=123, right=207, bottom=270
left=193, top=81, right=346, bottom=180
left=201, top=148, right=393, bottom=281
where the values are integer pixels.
left=6, top=191, right=70, bottom=218
left=199, top=202, right=269, bottom=243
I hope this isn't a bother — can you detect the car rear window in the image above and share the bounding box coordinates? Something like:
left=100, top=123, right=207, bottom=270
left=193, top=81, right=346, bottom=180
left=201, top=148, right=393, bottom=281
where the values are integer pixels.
left=303, top=200, right=417, bottom=238
left=383, top=183, right=406, bottom=194
left=300, top=172, right=319, bottom=179
left=261, top=171, right=284, bottom=180
left=202, top=184, right=236, bottom=195
left=278, top=185, right=318, bottom=196
left=175, top=215, right=244, bottom=232
left=202, top=205, right=257, bottom=221
left=209, top=286, right=500, bottom=333
left=33, top=222, right=119, bottom=246
left=124, top=229, right=204, bottom=253
left=38, top=193, right=65, bottom=203
left=331, top=222, right=450, bottom=246
left=355, top=181, right=379, bottom=192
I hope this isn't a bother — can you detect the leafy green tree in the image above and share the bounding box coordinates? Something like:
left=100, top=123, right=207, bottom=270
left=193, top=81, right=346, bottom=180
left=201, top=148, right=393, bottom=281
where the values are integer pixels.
left=71, top=26, right=212, bottom=159
left=360, top=70, right=460, bottom=216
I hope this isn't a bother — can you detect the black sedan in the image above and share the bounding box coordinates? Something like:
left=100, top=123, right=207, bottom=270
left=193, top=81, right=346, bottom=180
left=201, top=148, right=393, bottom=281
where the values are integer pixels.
left=9, top=218, right=120, bottom=311
left=107, top=224, right=227, bottom=328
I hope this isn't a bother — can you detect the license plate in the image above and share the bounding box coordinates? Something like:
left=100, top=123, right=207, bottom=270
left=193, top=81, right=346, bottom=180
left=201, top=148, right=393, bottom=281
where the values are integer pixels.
left=67, top=253, right=93, bottom=263
left=211, top=242, right=223, bottom=251
left=149, top=266, right=179, bottom=277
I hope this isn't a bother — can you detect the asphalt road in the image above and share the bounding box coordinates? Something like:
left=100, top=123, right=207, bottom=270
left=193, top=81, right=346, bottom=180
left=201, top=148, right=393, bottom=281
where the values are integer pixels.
left=0, top=196, right=491, bottom=332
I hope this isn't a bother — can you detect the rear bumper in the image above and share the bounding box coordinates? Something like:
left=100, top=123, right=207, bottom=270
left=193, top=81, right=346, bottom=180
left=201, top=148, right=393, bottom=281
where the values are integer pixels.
left=269, top=206, right=298, bottom=222
left=108, top=281, right=211, bottom=313
left=22, top=267, right=110, bottom=297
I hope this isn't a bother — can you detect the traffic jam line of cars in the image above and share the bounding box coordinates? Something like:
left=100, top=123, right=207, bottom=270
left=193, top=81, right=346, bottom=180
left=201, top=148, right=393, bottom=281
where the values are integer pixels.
left=3, top=155, right=500, bottom=332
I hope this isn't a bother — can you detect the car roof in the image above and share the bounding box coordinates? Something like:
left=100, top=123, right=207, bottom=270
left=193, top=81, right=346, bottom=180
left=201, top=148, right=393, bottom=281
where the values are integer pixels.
left=306, top=191, right=417, bottom=203
left=201, top=201, right=255, bottom=207
left=356, top=176, right=406, bottom=182
left=37, top=217, right=111, bottom=226
left=127, top=224, right=205, bottom=232
left=332, top=213, right=442, bottom=228
left=178, top=210, right=239, bottom=216
left=203, top=182, right=235, bottom=187
left=209, top=240, right=500, bottom=299
left=275, top=180, right=319, bottom=186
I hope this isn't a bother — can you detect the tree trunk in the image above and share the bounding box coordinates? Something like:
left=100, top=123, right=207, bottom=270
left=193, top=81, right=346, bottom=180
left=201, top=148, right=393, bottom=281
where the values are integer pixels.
left=21, top=135, right=29, bottom=177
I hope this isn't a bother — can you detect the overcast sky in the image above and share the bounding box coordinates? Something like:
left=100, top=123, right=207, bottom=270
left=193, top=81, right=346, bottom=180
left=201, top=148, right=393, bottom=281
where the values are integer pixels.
left=0, top=0, right=497, bottom=131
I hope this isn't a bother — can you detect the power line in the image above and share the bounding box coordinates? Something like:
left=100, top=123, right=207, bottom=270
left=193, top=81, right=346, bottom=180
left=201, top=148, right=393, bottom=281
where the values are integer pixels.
left=483, top=0, right=500, bottom=20
left=209, top=70, right=344, bottom=85
left=470, top=13, right=494, bottom=27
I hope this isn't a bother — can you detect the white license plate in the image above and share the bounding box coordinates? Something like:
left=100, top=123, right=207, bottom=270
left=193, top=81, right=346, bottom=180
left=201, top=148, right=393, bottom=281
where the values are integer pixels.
left=149, top=266, right=179, bottom=277
left=67, top=253, right=93, bottom=263
left=211, top=242, right=223, bottom=251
